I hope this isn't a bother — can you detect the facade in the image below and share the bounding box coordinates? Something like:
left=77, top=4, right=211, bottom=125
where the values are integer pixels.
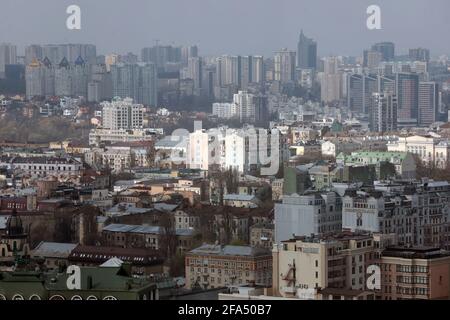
left=185, top=244, right=272, bottom=289
left=321, top=57, right=341, bottom=103
left=102, top=223, right=195, bottom=254
left=187, top=129, right=210, bottom=170
left=101, top=97, right=145, bottom=130
left=342, top=181, right=450, bottom=248
left=186, top=57, right=202, bottom=94
left=88, top=128, right=160, bottom=146
left=396, top=72, right=419, bottom=126
left=381, top=247, right=450, bottom=300
left=212, top=102, right=238, bottom=119
left=250, top=223, right=274, bottom=249
left=215, top=55, right=264, bottom=91
left=347, top=74, right=377, bottom=115
left=274, top=49, right=296, bottom=84
left=370, top=92, right=398, bottom=133
left=0, top=43, right=17, bottom=77
left=274, top=192, right=342, bottom=243
left=0, top=156, right=83, bottom=177
left=272, top=233, right=393, bottom=298
left=111, top=63, right=158, bottom=106
left=409, top=48, right=430, bottom=62
left=418, top=82, right=440, bottom=127
left=387, top=135, right=450, bottom=168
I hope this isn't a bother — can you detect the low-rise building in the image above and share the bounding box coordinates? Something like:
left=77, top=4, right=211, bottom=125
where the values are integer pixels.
left=336, top=151, right=416, bottom=179
left=0, top=156, right=82, bottom=177
left=101, top=223, right=196, bottom=254
left=0, top=263, right=159, bottom=300
left=68, top=245, right=165, bottom=277
left=223, top=194, right=261, bottom=208
left=31, top=242, right=78, bottom=270
left=387, top=135, right=450, bottom=169
left=185, top=244, right=272, bottom=290
left=250, top=223, right=274, bottom=249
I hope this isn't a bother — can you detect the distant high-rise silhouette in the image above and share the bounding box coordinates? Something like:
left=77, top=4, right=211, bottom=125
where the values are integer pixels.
left=297, top=30, right=317, bottom=69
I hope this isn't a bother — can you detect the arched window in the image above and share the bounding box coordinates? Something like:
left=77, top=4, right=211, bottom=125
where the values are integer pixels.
left=12, top=294, right=24, bottom=300
left=103, top=296, right=117, bottom=300
left=29, top=294, right=41, bottom=300
left=0, top=294, right=6, bottom=300
left=49, top=295, right=65, bottom=300
left=71, top=295, right=83, bottom=300
left=86, top=295, right=98, bottom=300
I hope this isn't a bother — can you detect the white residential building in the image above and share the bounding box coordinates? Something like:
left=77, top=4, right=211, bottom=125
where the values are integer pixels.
left=212, top=102, right=239, bottom=119
left=274, top=192, right=342, bottom=244
left=101, top=97, right=145, bottom=130
left=187, top=129, right=210, bottom=170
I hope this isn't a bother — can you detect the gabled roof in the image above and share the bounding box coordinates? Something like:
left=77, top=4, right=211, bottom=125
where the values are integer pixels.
left=74, top=55, right=85, bottom=65
left=58, top=57, right=69, bottom=68
left=100, top=257, right=123, bottom=267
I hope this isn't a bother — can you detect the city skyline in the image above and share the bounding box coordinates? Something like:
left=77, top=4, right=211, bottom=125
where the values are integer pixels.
left=0, top=0, right=449, bottom=57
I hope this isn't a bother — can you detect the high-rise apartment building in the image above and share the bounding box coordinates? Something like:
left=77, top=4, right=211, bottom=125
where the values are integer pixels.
left=371, top=42, right=395, bottom=62
left=215, top=55, right=264, bottom=91
left=187, top=57, right=202, bottom=94
left=39, top=44, right=97, bottom=65
left=181, top=45, right=198, bottom=65
left=418, top=82, right=440, bottom=126
left=396, top=72, right=419, bottom=126
left=141, top=45, right=181, bottom=71
left=370, top=92, right=398, bottom=133
left=25, top=58, right=55, bottom=99
left=0, top=43, right=17, bottom=77
left=409, top=48, right=430, bottom=62
left=321, top=57, right=341, bottom=103
left=274, top=49, right=296, bottom=84
left=111, top=63, right=158, bottom=106
left=25, top=45, right=43, bottom=66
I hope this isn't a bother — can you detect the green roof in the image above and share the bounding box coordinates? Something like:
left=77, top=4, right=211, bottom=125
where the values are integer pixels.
left=337, top=151, right=409, bottom=163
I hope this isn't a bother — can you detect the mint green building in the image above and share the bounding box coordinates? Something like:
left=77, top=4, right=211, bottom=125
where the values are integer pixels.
left=336, top=151, right=416, bottom=179
left=0, top=263, right=158, bottom=300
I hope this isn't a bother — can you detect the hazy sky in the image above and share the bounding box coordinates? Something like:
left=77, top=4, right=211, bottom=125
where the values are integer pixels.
left=0, top=0, right=449, bottom=57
